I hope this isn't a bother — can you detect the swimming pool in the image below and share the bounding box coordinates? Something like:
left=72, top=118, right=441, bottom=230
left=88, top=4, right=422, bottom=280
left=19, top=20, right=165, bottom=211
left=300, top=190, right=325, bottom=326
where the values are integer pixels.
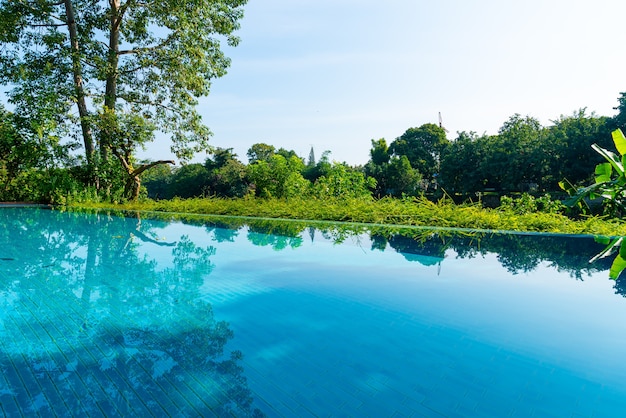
left=1, top=207, right=626, bottom=417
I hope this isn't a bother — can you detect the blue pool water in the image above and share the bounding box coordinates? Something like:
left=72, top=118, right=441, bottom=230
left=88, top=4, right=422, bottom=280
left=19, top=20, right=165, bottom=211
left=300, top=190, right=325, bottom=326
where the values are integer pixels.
left=1, top=207, right=626, bottom=417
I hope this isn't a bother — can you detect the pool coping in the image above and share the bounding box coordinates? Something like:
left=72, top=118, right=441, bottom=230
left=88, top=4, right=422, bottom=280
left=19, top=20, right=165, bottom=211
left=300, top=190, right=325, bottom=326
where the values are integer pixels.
left=0, top=202, right=51, bottom=208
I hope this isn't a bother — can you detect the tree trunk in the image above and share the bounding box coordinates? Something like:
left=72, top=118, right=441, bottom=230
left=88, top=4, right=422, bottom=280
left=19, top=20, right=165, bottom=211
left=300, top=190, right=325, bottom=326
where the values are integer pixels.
left=113, top=147, right=174, bottom=200
left=63, top=0, right=95, bottom=166
left=102, top=0, right=121, bottom=162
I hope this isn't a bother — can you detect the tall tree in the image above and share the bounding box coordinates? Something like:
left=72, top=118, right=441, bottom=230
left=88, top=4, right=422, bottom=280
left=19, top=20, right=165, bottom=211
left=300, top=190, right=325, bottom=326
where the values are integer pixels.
left=439, top=131, right=488, bottom=195
left=480, top=114, right=546, bottom=192
left=364, top=139, right=421, bottom=197
left=247, top=154, right=309, bottom=198
left=389, top=123, right=449, bottom=183
left=0, top=0, right=247, bottom=199
left=546, top=109, right=611, bottom=189
left=311, top=162, right=375, bottom=199
left=247, top=143, right=276, bottom=164
left=204, top=147, right=249, bottom=197
left=307, top=146, right=316, bottom=167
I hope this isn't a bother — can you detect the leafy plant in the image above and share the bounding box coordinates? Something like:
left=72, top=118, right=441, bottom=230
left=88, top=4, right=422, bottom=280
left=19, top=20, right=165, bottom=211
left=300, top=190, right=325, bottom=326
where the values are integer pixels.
left=560, top=129, right=626, bottom=216
left=500, top=193, right=563, bottom=215
left=591, top=236, right=626, bottom=280
left=71, top=194, right=626, bottom=237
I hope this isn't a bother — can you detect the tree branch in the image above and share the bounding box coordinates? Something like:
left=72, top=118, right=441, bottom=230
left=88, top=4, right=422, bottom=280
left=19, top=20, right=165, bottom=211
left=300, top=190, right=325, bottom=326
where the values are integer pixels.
left=18, top=0, right=65, bottom=24
left=30, top=23, right=67, bottom=27
left=118, top=37, right=171, bottom=55
left=120, top=97, right=182, bottom=115
left=131, top=160, right=175, bottom=177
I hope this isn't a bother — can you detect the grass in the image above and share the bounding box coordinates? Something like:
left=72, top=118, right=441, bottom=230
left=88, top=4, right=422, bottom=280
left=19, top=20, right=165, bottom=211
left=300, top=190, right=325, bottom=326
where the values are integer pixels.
left=69, top=195, right=626, bottom=238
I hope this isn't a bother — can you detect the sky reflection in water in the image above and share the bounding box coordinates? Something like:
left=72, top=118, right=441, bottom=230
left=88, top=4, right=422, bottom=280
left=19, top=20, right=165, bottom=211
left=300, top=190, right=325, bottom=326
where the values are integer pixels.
left=1, top=207, right=625, bottom=417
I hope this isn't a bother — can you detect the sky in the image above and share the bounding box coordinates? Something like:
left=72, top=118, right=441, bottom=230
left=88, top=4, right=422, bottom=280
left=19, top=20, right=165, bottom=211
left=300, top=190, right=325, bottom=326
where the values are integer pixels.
left=140, top=0, right=626, bottom=166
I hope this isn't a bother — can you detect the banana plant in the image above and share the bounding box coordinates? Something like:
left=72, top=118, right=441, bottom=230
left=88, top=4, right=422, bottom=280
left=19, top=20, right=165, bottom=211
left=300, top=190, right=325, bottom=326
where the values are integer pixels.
left=560, top=129, right=626, bottom=216
left=591, top=236, right=626, bottom=280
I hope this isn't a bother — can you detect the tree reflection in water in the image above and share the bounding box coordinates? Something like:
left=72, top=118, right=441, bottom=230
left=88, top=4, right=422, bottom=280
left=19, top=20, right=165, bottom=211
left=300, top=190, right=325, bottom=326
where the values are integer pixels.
left=142, top=210, right=623, bottom=294
left=0, top=208, right=263, bottom=417
left=2, top=207, right=624, bottom=415
left=116, top=209, right=624, bottom=293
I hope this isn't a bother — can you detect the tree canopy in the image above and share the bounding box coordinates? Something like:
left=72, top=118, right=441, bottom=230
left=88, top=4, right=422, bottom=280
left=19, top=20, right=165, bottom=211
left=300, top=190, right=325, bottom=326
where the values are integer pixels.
left=0, top=0, right=247, bottom=199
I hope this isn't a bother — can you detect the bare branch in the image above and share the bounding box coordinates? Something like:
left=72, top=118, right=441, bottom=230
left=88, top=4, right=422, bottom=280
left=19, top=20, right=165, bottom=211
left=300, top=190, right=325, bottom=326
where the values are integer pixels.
left=111, top=147, right=132, bottom=172
left=30, top=23, right=67, bottom=27
left=118, top=64, right=145, bottom=74
left=132, top=160, right=175, bottom=177
left=118, top=37, right=171, bottom=55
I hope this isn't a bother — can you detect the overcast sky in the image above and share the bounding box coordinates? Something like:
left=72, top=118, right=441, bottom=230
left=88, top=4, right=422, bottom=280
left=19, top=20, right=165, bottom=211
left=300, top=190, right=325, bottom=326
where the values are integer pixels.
left=141, top=0, right=626, bottom=166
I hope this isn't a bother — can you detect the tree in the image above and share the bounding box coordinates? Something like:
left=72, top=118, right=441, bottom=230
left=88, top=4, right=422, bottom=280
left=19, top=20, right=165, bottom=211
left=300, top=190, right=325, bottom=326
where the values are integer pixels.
left=0, top=108, right=40, bottom=193
left=561, top=129, right=626, bottom=218
left=364, top=139, right=390, bottom=197
left=204, top=148, right=249, bottom=197
left=369, top=138, right=390, bottom=166
left=364, top=139, right=421, bottom=197
left=613, top=92, right=626, bottom=132
left=389, top=124, right=449, bottom=183
left=142, top=163, right=174, bottom=199
left=302, top=150, right=332, bottom=182
left=247, top=143, right=276, bottom=164
left=0, top=104, right=79, bottom=201
left=169, top=164, right=209, bottom=198
left=439, top=131, right=488, bottom=195
left=307, top=146, right=316, bottom=167
left=247, top=154, right=308, bottom=198
left=547, top=109, right=612, bottom=188
left=276, top=147, right=302, bottom=162
left=205, top=147, right=240, bottom=172
left=478, top=114, right=546, bottom=192
left=498, top=114, right=546, bottom=191
left=0, top=0, right=247, bottom=199
left=386, top=155, right=422, bottom=197
left=311, top=162, right=375, bottom=199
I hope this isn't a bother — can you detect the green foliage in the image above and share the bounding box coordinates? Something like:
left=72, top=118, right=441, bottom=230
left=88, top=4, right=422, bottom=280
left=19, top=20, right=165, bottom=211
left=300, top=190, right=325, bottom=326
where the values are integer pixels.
left=247, top=154, right=308, bottom=198
left=169, top=164, right=210, bottom=199
left=439, top=131, right=487, bottom=194
left=311, top=162, right=375, bottom=199
left=369, top=138, right=390, bottom=166
left=142, top=163, right=174, bottom=199
left=302, top=150, right=332, bottom=182
left=483, top=114, right=546, bottom=192
left=204, top=148, right=250, bottom=197
left=590, top=237, right=626, bottom=280
left=499, top=193, right=564, bottom=215
left=560, top=129, right=626, bottom=217
left=0, top=0, right=248, bottom=199
left=386, top=155, right=422, bottom=197
left=0, top=105, right=73, bottom=173
left=613, top=92, right=626, bottom=132
left=437, top=111, right=613, bottom=196
left=246, top=143, right=276, bottom=164
left=546, top=110, right=612, bottom=189
left=389, top=123, right=449, bottom=183
left=75, top=195, right=626, bottom=237
left=365, top=140, right=421, bottom=197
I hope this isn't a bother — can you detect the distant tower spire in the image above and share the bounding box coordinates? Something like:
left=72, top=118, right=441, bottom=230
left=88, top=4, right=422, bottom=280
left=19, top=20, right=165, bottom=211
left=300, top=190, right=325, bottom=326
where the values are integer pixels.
left=307, top=146, right=316, bottom=166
